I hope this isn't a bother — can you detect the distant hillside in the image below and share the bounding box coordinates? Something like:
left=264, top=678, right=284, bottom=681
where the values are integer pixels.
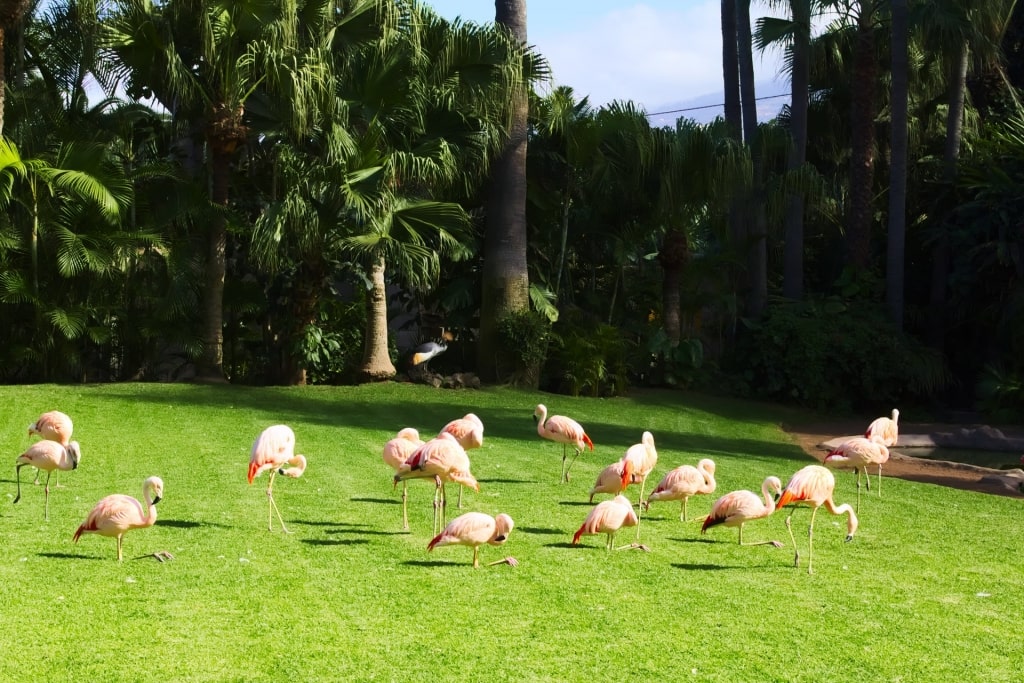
left=646, top=84, right=789, bottom=128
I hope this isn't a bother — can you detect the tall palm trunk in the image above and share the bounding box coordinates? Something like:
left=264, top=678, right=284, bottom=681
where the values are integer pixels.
left=782, top=0, right=810, bottom=301
left=358, top=254, right=397, bottom=381
left=0, top=0, right=32, bottom=137
left=659, top=229, right=689, bottom=345
left=927, top=42, right=968, bottom=349
left=199, top=145, right=229, bottom=381
left=737, top=0, right=766, bottom=318
left=886, top=0, right=909, bottom=329
left=722, top=0, right=744, bottom=337
left=479, top=0, right=530, bottom=383
left=846, top=3, right=878, bottom=269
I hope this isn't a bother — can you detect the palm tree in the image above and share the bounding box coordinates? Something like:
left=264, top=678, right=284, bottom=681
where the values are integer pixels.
left=0, top=0, right=32, bottom=136
left=886, top=0, right=909, bottom=328
left=737, top=0, right=767, bottom=317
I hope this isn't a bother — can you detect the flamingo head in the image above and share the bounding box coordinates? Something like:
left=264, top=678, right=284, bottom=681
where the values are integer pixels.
left=67, top=441, right=82, bottom=469
left=490, top=513, right=515, bottom=545
left=533, top=404, right=546, bottom=423
left=145, top=476, right=165, bottom=506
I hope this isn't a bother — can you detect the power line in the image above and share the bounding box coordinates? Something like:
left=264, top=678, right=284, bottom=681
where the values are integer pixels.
left=646, top=92, right=790, bottom=118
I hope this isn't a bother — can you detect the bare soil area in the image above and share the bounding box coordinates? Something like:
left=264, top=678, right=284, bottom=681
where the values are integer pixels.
left=782, top=420, right=1024, bottom=498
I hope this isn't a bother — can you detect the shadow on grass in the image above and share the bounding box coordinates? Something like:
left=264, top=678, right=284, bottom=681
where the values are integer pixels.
left=557, top=500, right=594, bottom=507
left=477, top=478, right=534, bottom=484
left=158, top=519, right=232, bottom=529
left=301, top=538, right=369, bottom=547
left=518, top=527, right=563, bottom=535
left=38, top=552, right=102, bottom=560
left=666, top=536, right=715, bottom=544
left=402, top=559, right=460, bottom=568
left=325, top=528, right=405, bottom=537
left=671, top=562, right=740, bottom=571
left=543, top=541, right=578, bottom=549
left=349, top=497, right=400, bottom=506
left=292, top=520, right=370, bottom=527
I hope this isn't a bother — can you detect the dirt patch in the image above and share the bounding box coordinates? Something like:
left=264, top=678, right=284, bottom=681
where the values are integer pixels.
left=782, top=420, right=1024, bottom=499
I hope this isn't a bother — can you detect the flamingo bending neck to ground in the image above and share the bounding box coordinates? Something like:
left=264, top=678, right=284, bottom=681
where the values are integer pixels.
left=382, top=427, right=424, bottom=530
left=73, top=476, right=171, bottom=562
left=248, top=425, right=307, bottom=533
left=701, top=475, right=783, bottom=547
left=533, top=404, right=593, bottom=483
left=645, top=458, right=717, bottom=521
left=572, top=495, right=649, bottom=552
left=776, top=465, right=858, bottom=574
left=427, top=512, right=518, bottom=568
left=14, top=440, right=81, bottom=520
left=824, top=436, right=890, bottom=511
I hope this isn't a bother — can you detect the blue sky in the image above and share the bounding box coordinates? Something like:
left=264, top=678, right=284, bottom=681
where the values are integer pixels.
left=425, top=0, right=789, bottom=118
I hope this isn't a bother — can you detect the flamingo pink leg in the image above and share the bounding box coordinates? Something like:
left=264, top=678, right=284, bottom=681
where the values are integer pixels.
left=265, top=471, right=291, bottom=534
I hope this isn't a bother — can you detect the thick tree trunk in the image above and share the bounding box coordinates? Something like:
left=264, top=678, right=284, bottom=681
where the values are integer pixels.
left=197, top=147, right=229, bottom=381
left=928, top=43, right=969, bottom=349
left=737, top=0, right=766, bottom=318
left=659, top=229, right=689, bottom=345
left=479, top=0, right=530, bottom=383
left=0, top=27, right=5, bottom=138
left=845, top=4, right=878, bottom=270
left=358, top=255, right=397, bottom=382
left=886, top=0, right=909, bottom=329
left=782, top=0, right=810, bottom=301
left=721, top=0, right=742, bottom=141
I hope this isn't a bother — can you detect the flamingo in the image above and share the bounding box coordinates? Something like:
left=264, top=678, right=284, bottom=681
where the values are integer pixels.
left=382, top=428, right=424, bottom=530
left=27, top=410, right=74, bottom=486
left=776, top=465, right=859, bottom=574
left=645, top=458, right=717, bottom=521
left=865, top=408, right=899, bottom=447
left=394, top=432, right=479, bottom=535
left=824, top=436, right=890, bottom=510
left=72, top=476, right=171, bottom=562
left=700, top=476, right=784, bottom=548
left=533, top=404, right=593, bottom=483
left=588, top=461, right=631, bottom=503
left=427, top=511, right=518, bottom=568
left=440, top=413, right=484, bottom=508
left=14, top=440, right=81, bottom=520
left=572, top=494, right=648, bottom=552
left=248, top=425, right=307, bottom=534
left=621, top=431, right=659, bottom=505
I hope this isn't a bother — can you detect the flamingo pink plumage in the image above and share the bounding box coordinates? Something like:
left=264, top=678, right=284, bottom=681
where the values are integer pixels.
left=701, top=475, right=783, bottom=547
left=14, top=439, right=81, bottom=520
left=534, top=403, right=593, bottom=483
left=382, top=428, right=424, bottom=530
left=589, top=461, right=631, bottom=503
left=394, top=432, right=479, bottom=535
left=572, top=494, right=647, bottom=551
left=824, top=436, right=890, bottom=510
left=776, top=465, right=858, bottom=574
left=248, top=425, right=307, bottom=533
left=73, top=476, right=170, bottom=562
left=865, top=408, right=899, bottom=447
left=27, top=410, right=74, bottom=486
left=427, top=511, right=518, bottom=568
left=440, top=413, right=484, bottom=508
left=645, top=458, right=717, bottom=521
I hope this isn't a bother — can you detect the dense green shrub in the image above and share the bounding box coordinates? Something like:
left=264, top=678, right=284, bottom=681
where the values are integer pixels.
left=545, top=310, right=630, bottom=397
left=724, top=297, right=949, bottom=412
left=496, top=310, right=553, bottom=388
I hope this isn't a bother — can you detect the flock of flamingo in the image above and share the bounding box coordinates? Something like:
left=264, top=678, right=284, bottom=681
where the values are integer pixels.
left=12, top=403, right=899, bottom=573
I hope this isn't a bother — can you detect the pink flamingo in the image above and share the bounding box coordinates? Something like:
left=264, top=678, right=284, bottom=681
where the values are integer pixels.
left=382, top=428, right=424, bottom=530
left=824, top=436, right=890, bottom=510
left=440, top=413, right=484, bottom=508
left=73, top=476, right=171, bottom=562
left=865, top=408, right=899, bottom=447
left=619, top=431, right=658, bottom=540
left=248, top=425, right=307, bottom=534
left=572, top=494, right=648, bottom=552
left=14, top=440, right=81, bottom=520
left=533, top=403, right=593, bottom=482
left=27, top=410, right=74, bottom=486
left=776, top=465, right=859, bottom=574
left=588, top=461, right=631, bottom=503
left=701, top=476, right=783, bottom=547
left=645, top=458, right=717, bottom=521
left=427, top=511, right=518, bottom=568
left=394, top=432, right=479, bottom=535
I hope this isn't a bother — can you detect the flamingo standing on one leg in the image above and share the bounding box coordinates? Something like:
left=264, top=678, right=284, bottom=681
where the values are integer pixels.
left=14, top=440, right=81, bottom=520
left=824, top=436, right=890, bottom=511
left=382, top=428, right=424, bottom=530
left=248, top=425, right=307, bottom=534
left=73, top=476, right=171, bottom=562
left=28, top=410, right=74, bottom=486
left=440, top=413, right=484, bottom=508
left=645, top=458, right=717, bottom=521
left=865, top=408, right=899, bottom=447
left=572, top=494, right=649, bottom=552
left=776, top=465, right=858, bottom=574
left=533, top=404, right=593, bottom=483
left=427, top=512, right=518, bottom=568
left=394, top=432, right=479, bottom=535
left=701, top=476, right=783, bottom=548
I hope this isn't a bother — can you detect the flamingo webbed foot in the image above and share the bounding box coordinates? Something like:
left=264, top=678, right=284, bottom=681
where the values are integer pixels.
left=152, top=551, right=174, bottom=562
left=769, top=540, right=783, bottom=548
left=616, top=542, right=651, bottom=552
left=487, top=556, right=519, bottom=567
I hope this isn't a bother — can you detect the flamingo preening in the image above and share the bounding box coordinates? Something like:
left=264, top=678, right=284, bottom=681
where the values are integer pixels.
left=382, top=428, right=424, bottom=530
left=645, top=458, right=717, bottom=521
left=824, top=436, right=890, bottom=511
left=427, top=512, right=518, bottom=568
left=14, top=440, right=81, bottom=520
left=776, top=465, right=858, bottom=574
left=440, top=413, right=484, bottom=508
left=533, top=404, right=593, bottom=483
left=701, top=476, right=783, bottom=548
left=865, top=408, right=899, bottom=447
left=27, top=410, right=74, bottom=486
left=248, top=425, right=307, bottom=534
left=73, top=476, right=171, bottom=562
left=393, top=432, right=479, bottom=535
left=588, top=461, right=631, bottom=503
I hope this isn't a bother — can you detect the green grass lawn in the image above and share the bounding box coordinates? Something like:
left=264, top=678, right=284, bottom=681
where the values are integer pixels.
left=1, top=383, right=1022, bottom=682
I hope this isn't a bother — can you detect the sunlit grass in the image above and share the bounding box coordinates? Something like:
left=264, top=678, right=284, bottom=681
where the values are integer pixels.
left=1, top=383, right=1021, bottom=681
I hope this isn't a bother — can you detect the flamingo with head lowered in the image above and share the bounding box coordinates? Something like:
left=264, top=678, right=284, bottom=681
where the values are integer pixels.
left=73, top=476, right=171, bottom=562
left=382, top=427, right=424, bottom=530
left=776, top=465, right=858, bottom=574
left=428, top=512, right=518, bottom=568
left=645, top=458, right=717, bottom=522
left=701, top=475, right=783, bottom=548
left=248, top=425, right=307, bottom=534
left=14, top=440, right=81, bottom=520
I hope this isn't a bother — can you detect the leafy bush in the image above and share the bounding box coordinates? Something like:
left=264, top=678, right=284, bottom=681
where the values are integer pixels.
left=300, top=298, right=376, bottom=385
left=546, top=310, right=630, bottom=397
left=725, top=297, right=949, bottom=412
left=496, top=310, right=552, bottom=388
